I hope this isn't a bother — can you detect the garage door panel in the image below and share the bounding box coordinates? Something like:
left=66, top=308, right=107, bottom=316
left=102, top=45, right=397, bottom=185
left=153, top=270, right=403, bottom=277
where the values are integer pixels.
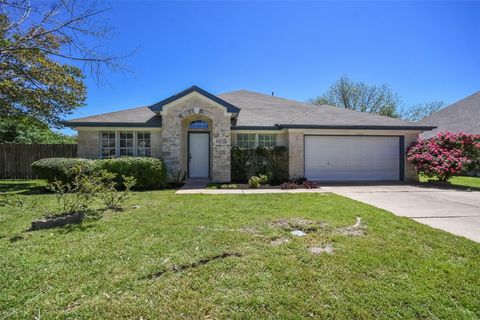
left=305, top=136, right=400, bottom=181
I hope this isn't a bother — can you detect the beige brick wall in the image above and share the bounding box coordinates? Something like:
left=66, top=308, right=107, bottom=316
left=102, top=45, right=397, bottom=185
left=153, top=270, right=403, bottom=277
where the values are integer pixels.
left=277, top=132, right=288, bottom=146
left=288, top=131, right=304, bottom=178
left=77, top=130, right=99, bottom=159
left=151, top=131, right=162, bottom=158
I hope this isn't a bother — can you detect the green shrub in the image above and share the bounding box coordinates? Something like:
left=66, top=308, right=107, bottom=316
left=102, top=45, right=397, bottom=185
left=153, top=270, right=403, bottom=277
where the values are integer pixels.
left=96, top=157, right=166, bottom=190
left=47, top=170, right=137, bottom=215
left=47, top=172, right=102, bottom=215
left=231, top=147, right=288, bottom=184
left=32, top=158, right=95, bottom=183
left=258, top=174, right=269, bottom=184
left=248, top=176, right=261, bottom=188
left=220, top=183, right=238, bottom=189
left=95, top=170, right=136, bottom=210
left=32, top=157, right=167, bottom=190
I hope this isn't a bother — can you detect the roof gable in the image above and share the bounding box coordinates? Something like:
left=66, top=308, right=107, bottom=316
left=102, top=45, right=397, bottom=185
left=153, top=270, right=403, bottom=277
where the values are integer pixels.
left=149, top=85, right=240, bottom=113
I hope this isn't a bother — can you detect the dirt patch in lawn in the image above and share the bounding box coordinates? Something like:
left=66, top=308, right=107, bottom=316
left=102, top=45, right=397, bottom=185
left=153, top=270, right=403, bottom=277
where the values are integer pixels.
left=337, top=217, right=365, bottom=236
left=143, top=252, right=242, bottom=279
left=268, top=217, right=366, bottom=247
left=270, top=218, right=328, bottom=233
left=309, top=244, right=334, bottom=255
left=270, top=237, right=290, bottom=246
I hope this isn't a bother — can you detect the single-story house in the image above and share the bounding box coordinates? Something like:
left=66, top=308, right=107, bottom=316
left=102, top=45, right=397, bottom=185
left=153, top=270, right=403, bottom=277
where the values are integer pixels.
left=65, top=86, right=435, bottom=182
left=419, top=91, right=480, bottom=138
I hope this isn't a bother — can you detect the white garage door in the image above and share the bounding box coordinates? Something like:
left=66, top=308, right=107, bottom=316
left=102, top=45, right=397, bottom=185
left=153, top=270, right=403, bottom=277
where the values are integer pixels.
left=305, top=136, right=401, bottom=181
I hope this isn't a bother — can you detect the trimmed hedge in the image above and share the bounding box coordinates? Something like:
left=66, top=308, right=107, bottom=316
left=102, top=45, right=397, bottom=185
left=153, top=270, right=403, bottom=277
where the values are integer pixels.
left=32, top=157, right=167, bottom=190
left=31, top=158, right=95, bottom=183
left=96, top=157, right=167, bottom=190
left=231, top=146, right=289, bottom=184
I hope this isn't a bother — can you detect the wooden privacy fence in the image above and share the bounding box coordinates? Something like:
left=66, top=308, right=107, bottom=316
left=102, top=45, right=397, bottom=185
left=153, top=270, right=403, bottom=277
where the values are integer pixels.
left=0, top=143, right=77, bottom=179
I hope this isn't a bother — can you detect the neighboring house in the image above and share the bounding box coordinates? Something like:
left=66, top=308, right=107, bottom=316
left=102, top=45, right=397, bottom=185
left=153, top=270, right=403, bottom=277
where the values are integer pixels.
left=419, top=91, right=480, bottom=138
left=65, top=86, right=434, bottom=182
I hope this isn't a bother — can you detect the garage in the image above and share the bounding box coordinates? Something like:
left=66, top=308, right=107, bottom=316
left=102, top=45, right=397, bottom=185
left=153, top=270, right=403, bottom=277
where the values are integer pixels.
left=304, top=136, right=402, bottom=181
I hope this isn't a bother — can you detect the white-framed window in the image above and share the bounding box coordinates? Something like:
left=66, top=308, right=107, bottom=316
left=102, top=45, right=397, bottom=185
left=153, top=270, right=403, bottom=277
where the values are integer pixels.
left=236, top=133, right=277, bottom=148
left=119, top=132, right=134, bottom=156
left=237, top=133, right=256, bottom=148
left=136, top=132, right=151, bottom=157
left=100, top=131, right=152, bottom=158
left=258, top=134, right=277, bottom=147
left=100, top=132, right=116, bottom=158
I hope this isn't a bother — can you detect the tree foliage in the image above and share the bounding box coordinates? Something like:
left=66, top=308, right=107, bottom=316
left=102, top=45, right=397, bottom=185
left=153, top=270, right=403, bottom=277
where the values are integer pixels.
left=311, top=76, right=446, bottom=120
left=0, top=0, right=127, bottom=127
left=310, top=76, right=402, bottom=117
left=0, top=116, right=76, bottom=143
left=407, top=132, right=480, bottom=181
left=400, top=101, right=446, bottom=121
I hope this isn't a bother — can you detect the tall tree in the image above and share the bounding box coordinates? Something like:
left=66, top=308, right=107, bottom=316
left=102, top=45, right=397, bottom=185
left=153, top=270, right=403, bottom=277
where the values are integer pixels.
left=310, top=76, right=402, bottom=118
left=400, top=101, right=446, bottom=121
left=0, top=0, right=126, bottom=128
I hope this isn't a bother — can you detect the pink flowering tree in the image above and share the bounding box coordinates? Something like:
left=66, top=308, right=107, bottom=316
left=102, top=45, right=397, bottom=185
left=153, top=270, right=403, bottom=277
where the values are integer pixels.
left=407, top=132, right=480, bottom=181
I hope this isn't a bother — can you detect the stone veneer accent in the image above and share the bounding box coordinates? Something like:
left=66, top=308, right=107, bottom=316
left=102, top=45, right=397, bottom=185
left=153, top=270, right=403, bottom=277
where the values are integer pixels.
left=160, top=95, right=232, bottom=182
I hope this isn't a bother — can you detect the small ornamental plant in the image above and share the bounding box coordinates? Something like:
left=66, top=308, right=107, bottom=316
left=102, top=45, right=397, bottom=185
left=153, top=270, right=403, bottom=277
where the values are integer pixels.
left=248, top=176, right=262, bottom=188
left=407, top=132, right=480, bottom=181
left=96, top=170, right=136, bottom=211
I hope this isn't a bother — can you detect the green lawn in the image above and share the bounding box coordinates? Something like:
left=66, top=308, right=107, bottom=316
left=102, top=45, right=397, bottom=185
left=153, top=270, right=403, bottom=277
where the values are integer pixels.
left=420, top=175, right=480, bottom=189
left=1, top=180, right=479, bottom=319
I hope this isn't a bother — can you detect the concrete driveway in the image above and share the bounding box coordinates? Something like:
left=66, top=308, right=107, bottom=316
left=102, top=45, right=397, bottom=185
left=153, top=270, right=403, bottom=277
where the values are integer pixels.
left=322, top=184, right=480, bottom=243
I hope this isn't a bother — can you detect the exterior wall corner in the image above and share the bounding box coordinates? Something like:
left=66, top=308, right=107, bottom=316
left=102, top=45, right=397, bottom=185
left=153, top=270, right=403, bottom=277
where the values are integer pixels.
left=288, top=130, right=304, bottom=178
left=77, top=130, right=99, bottom=159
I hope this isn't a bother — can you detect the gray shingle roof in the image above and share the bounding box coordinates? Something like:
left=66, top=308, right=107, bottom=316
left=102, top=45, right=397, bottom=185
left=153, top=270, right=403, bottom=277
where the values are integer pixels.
left=219, top=90, right=431, bottom=129
left=66, top=88, right=434, bottom=130
left=418, top=91, right=480, bottom=138
left=66, top=106, right=161, bottom=127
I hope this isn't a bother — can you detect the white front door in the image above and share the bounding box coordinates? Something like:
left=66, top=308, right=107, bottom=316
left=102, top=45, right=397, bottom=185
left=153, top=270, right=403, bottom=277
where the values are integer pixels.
left=188, top=132, right=209, bottom=178
left=305, top=136, right=400, bottom=181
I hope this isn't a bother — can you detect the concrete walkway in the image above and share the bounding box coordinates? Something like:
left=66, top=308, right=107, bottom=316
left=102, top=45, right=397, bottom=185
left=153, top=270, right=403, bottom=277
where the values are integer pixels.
left=322, top=184, right=480, bottom=243
left=179, top=179, right=210, bottom=190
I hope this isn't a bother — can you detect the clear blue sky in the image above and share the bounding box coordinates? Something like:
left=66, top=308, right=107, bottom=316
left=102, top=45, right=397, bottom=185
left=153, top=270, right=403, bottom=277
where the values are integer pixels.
left=64, top=0, right=480, bottom=134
